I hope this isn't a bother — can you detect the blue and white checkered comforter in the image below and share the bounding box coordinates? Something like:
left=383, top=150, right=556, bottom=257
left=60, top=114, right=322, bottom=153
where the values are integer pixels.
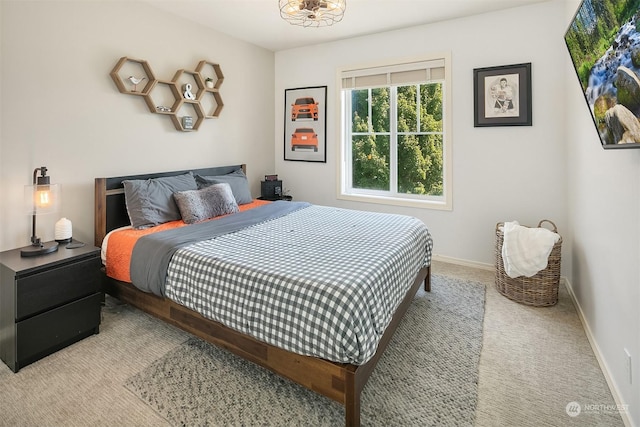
left=164, top=204, right=433, bottom=365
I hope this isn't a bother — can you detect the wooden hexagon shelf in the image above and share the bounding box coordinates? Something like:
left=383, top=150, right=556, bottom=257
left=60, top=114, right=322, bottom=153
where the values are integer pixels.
left=111, top=57, right=223, bottom=131
left=201, top=90, right=224, bottom=118
left=171, top=100, right=205, bottom=132
left=196, top=60, right=224, bottom=90
left=143, top=80, right=181, bottom=115
left=172, top=69, right=205, bottom=102
left=110, top=57, right=156, bottom=96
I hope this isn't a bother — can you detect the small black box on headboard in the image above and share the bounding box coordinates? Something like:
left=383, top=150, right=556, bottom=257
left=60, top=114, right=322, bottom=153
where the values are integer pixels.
left=261, top=180, right=282, bottom=200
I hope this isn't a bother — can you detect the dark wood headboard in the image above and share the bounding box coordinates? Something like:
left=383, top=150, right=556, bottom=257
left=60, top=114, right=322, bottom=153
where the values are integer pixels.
left=94, top=164, right=246, bottom=247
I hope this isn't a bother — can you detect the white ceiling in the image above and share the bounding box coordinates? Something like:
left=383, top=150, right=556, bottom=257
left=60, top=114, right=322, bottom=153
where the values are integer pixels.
left=146, top=0, right=550, bottom=51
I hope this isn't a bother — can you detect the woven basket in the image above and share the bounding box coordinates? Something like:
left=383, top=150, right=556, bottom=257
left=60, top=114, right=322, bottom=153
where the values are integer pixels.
left=495, top=220, right=562, bottom=307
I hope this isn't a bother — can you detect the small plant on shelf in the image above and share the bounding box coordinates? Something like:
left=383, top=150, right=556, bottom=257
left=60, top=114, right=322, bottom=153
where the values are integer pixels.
left=205, top=77, right=214, bottom=89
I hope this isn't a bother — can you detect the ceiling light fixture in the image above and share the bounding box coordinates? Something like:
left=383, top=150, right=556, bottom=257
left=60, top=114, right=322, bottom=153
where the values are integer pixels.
left=279, top=0, right=346, bottom=27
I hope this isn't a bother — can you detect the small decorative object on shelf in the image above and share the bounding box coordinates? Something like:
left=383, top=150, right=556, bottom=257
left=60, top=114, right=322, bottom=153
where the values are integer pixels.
left=182, top=116, right=194, bottom=130
left=205, top=77, right=214, bottom=89
left=265, top=174, right=278, bottom=181
left=183, top=83, right=196, bottom=100
left=156, top=106, right=172, bottom=113
left=127, top=75, right=147, bottom=92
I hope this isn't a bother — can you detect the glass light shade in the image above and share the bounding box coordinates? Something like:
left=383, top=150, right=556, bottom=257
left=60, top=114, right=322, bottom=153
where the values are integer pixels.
left=20, top=167, right=61, bottom=257
left=24, top=183, right=60, bottom=215
left=279, top=0, right=346, bottom=27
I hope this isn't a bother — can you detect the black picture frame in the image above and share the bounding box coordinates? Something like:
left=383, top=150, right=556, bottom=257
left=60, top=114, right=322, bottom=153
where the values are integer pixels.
left=565, top=0, right=640, bottom=149
left=474, top=63, right=532, bottom=127
left=284, top=86, right=327, bottom=162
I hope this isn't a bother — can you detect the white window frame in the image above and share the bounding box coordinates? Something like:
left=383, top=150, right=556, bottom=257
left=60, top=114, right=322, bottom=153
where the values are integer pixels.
left=336, top=53, right=452, bottom=210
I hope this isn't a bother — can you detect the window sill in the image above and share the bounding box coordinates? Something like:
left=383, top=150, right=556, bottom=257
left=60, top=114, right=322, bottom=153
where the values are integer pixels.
left=337, top=192, right=451, bottom=211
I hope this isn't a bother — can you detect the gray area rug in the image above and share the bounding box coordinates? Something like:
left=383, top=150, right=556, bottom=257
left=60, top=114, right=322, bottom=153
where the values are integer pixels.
left=125, top=274, right=486, bottom=426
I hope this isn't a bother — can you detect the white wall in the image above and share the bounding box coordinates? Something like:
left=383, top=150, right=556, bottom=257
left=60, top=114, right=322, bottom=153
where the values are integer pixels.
left=275, top=2, right=568, bottom=271
left=564, top=1, right=640, bottom=425
left=0, top=0, right=275, bottom=251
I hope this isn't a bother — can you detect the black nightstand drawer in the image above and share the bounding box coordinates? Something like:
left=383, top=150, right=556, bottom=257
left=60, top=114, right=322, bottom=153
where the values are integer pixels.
left=16, top=256, right=101, bottom=320
left=1, top=242, right=101, bottom=373
left=16, top=292, right=102, bottom=369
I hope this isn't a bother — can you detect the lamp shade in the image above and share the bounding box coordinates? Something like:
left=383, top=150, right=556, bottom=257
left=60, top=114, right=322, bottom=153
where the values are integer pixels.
left=20, top=166, right=60, bottom=257
left=24, top=183, right=60, bottom=215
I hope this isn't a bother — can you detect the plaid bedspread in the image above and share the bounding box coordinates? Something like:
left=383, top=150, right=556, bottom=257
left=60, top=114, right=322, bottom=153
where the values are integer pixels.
left=165, top=204, right=433, bottom=365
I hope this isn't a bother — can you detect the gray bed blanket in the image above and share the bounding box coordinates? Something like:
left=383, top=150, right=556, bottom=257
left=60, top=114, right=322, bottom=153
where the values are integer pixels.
left=164, top=204, right=433, bottom=364
left=130, top=201, right=311, bottom=296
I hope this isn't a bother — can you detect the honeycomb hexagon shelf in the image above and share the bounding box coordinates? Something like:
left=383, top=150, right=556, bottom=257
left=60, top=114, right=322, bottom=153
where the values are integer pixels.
left=110, top=57, right=224, bottom=132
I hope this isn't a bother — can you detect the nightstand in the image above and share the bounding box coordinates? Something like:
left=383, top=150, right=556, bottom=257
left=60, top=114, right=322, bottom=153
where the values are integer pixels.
left=0, top=241, right=102, bottom=372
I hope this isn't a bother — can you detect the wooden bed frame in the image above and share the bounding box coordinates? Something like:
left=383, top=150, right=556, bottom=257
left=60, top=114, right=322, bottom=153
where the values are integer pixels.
left=94, top=164, right=431, bottom=427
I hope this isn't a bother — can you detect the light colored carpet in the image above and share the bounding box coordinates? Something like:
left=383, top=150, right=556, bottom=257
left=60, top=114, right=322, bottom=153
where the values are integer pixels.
left=0, top=260, right=626, bottom=426
left=123, top=274, right=485, bottom=426
left=435, top=262, right=625, bottom=427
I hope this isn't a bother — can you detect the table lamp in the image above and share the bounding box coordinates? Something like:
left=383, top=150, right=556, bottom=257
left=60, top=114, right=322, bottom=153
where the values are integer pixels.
left=20, top=166, right=60, bottom=257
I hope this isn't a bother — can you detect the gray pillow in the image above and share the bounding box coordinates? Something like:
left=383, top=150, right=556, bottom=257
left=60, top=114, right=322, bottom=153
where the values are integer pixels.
left=173, top=183, right=239, bottom=224
left=195, top=169, right=253, bottom=205
left=123, top=172, right=198, bottom=229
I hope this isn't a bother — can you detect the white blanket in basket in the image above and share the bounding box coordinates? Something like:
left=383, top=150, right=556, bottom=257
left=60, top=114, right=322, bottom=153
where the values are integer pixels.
left=502, top=221, right=560, bottom=278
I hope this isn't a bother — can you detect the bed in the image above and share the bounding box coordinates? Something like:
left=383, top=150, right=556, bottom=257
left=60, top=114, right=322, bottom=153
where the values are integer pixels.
left=95, top=164, right=433, bottom=426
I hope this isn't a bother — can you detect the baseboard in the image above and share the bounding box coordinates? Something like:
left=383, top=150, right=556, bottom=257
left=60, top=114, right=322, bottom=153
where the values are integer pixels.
left=431, top=254, right=494, bottom=271
left=562, top=278, right=633, bottom=427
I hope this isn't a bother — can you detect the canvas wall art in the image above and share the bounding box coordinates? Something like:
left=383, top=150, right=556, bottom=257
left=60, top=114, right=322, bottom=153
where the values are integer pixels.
left=565, top=0, right=640, bottom=149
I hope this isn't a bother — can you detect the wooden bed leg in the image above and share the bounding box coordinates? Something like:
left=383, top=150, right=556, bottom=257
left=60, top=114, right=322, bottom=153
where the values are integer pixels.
left=424, top=266, right=431, bottom=292
left=344, top=378, right=361, bottom=427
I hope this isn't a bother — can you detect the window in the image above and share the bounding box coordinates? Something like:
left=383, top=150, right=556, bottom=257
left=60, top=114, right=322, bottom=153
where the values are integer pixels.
left=338, top=54, right=452, bottom=210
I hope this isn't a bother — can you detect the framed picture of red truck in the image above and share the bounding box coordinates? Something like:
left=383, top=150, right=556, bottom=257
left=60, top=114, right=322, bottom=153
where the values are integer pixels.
left=284, top=86, right=327, bottom=162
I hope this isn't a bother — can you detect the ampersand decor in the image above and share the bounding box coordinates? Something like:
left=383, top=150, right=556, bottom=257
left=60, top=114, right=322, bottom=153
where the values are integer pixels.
left=183, top=83, right=196, bottom=100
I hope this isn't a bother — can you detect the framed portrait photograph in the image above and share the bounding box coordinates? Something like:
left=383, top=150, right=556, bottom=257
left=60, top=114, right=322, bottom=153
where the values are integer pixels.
left=473, top=63, right=532, bottom=127
left=284, top=86, right=327, bottom=162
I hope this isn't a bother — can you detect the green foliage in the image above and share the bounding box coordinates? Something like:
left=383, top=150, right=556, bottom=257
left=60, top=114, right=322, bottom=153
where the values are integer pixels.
left=350, top=82, right=444, bottom=196
left=352, top=135, right=389, bottom=190
left=578, top=62, right=593, bottom=90
left=371, top=88, right=390, bottom=132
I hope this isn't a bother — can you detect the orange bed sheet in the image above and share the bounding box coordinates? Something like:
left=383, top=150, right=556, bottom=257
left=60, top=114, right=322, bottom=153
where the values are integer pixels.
left=105, top=199, right=271, bottom=283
